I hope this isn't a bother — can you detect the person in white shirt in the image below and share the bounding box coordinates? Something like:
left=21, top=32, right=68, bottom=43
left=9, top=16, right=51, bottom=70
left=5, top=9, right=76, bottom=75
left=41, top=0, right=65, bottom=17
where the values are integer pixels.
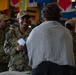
left=25, top=3, right=75, bottom=75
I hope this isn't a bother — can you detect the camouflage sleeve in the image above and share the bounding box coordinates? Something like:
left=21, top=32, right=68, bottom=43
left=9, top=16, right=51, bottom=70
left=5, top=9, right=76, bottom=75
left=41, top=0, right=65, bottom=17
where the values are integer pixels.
left=4, top=30, right=16, bottom=55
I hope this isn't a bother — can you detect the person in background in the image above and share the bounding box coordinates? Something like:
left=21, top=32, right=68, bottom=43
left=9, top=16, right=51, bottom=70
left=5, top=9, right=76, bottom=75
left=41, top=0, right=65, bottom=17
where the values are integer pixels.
left=0, top=14, right=10, bottom=72
left=72, top=17, right=76, bottom=32
left=65, top=18, right=76, bottom=65
left=24, top=3, right=75, bottom=75
left=4, top=11, right=32, bottom=71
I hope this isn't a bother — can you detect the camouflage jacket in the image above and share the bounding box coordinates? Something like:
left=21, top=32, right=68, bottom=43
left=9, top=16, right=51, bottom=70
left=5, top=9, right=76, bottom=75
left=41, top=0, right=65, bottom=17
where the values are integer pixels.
left=4, top=27, right=32, bottom=71
left=0, top=28, right=9, bottom=63
left=73, top=33, right=76, bottom=65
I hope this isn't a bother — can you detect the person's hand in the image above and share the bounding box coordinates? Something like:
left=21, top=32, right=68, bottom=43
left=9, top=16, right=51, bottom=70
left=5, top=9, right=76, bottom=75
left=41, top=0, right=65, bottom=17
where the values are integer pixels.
left=16, top=45, right=24, bottom=51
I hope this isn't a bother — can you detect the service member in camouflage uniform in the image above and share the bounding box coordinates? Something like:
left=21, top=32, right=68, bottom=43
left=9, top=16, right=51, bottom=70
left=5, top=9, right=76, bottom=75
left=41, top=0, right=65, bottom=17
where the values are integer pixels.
left=65, top=18, right=76, bottom=65
left=4, top=11, right=32, bottom=71
left=0, top=14, right=10, bottom=72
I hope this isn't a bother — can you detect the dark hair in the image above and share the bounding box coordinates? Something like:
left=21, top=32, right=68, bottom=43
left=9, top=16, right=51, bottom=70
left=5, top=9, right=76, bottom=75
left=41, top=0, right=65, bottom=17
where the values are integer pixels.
left=42, top=3, right=61, bottom=21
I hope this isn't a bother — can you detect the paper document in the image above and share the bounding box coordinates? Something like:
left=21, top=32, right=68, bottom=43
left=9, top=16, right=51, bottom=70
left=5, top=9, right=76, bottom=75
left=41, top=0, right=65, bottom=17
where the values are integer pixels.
left=17, top=38, right=26, bottom=46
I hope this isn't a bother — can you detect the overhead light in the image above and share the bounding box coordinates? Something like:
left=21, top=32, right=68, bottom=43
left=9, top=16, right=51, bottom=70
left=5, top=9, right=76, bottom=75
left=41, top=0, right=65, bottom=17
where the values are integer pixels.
left=71, top=0, right=75, bottom=2
left=28, top=25, right=31, bottom=28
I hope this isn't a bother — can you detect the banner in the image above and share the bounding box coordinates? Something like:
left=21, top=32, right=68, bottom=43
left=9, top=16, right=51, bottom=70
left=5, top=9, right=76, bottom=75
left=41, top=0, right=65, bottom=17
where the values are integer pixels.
left=10, top=0, right=19, bottom=7
left=19, top=0, right=28, bottom=11
left=57, top=0, right=76, bottom=18
left=36, top=0, right=52, bottom=3
left=62, top=10, right=75, bottom=18
left=28, top=0, right=38, bottom=7
left=57, top=0, right=72, bottom=11
left=0, top=0, right=9, bottom=11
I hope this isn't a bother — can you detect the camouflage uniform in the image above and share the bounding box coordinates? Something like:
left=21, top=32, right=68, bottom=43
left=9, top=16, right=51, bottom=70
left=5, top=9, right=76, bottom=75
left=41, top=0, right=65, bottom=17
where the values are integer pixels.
left=65, top=18, right=76, bottom=65
left=73, top=33, right=76, bottom=65
left=0, top=28, right=9, bottom=72
left=4, top=27, right=32, bottom=71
